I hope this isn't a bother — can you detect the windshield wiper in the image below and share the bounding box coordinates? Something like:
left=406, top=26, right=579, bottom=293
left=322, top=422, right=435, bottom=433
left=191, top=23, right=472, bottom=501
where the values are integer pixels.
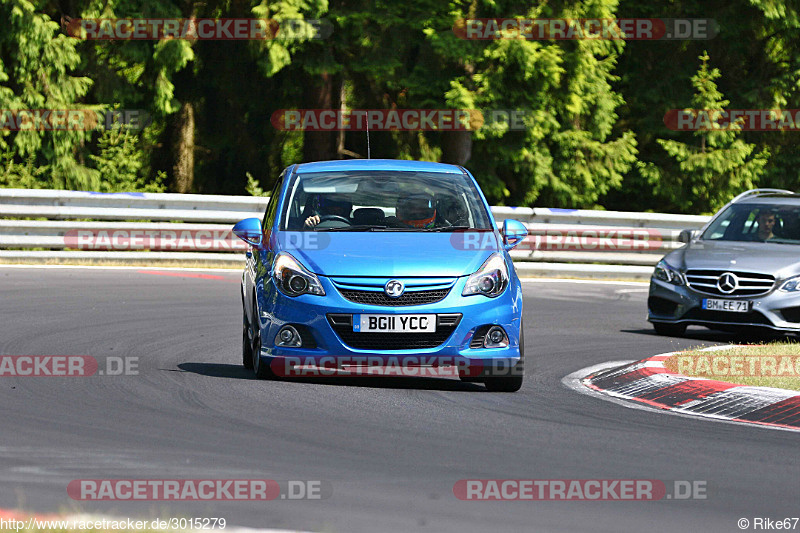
left=315, top=225, right=389, bottom=232
left=419, top=226, right=475, bottom=232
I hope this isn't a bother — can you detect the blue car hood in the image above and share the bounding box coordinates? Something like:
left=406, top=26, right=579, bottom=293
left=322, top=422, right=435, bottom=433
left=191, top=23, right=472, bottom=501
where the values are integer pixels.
left=286, top=232, right=500, bottom=278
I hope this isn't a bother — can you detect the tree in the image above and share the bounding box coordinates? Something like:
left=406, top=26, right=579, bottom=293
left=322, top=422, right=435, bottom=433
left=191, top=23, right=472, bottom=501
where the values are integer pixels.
left=643, top=52, right=768, bottom=213
left=0, top=0, right=96, bottom=189
left=422, top=1, right=638, bottom=207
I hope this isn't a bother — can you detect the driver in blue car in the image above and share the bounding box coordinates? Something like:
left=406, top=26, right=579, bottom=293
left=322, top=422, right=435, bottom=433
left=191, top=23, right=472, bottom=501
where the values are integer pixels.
left=393, top=193, right=438, bottom=229
left=304, top=195, right=353, bottom=228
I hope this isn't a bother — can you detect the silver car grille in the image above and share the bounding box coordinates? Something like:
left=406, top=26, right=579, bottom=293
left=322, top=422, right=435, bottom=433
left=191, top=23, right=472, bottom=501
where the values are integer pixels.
left=684, top=269, right=775, bottom=297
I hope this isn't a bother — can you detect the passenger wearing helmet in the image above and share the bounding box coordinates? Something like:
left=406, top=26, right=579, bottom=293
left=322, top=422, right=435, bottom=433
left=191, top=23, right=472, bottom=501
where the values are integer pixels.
left=395, top=194, right=437, bottom=229
left=304, top=195, right=353, bottom=228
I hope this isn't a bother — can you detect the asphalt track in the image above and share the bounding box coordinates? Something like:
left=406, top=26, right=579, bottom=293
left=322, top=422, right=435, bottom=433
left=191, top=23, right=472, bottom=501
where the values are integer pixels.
left=0, top=267, right=797, bottom=532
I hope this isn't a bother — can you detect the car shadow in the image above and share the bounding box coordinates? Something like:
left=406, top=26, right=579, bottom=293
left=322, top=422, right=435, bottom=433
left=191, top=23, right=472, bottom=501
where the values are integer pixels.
left=176, top=362, right=487, bottom=392
left=621, top=327, right=794, bottom=344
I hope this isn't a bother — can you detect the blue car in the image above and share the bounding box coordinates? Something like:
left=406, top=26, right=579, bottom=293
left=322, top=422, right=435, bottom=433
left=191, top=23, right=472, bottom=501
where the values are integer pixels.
left=233, top=159, right=528, bottom=392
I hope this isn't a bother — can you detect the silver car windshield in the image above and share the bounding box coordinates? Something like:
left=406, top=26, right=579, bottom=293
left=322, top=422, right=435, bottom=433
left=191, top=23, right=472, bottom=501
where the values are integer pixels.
left=701, top=203, right=800, bottom=244
left=280, top=170, right=494, bottom=231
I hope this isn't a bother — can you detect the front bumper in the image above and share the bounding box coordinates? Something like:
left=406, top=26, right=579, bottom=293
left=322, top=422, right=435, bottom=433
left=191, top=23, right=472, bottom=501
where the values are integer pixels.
left=254, top=274, right=523, bottom=372
left=647, top=277, right=800, bottom=332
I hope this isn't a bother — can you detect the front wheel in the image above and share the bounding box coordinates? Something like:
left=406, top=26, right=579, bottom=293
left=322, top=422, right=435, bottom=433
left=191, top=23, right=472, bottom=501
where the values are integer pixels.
left=652, top=322, right=687, bottom=337
left=251, top=315, right=276, bottom=380
left=242, top=307, right=254, bottom=370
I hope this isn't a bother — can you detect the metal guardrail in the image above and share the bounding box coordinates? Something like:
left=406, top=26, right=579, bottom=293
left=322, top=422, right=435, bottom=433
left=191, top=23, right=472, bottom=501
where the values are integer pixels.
left=0, top=188, right=711, bottom=278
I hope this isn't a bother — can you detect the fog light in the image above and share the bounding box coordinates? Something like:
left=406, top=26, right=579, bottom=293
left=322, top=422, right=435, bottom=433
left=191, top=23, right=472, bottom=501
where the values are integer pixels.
left=484, top=326, right=509, bottom=348
left=275, top=325, right=302, bottom=347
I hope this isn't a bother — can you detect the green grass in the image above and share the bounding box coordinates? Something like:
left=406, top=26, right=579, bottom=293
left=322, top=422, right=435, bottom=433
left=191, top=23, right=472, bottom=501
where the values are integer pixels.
left=665, top=342, right=800, bottom=391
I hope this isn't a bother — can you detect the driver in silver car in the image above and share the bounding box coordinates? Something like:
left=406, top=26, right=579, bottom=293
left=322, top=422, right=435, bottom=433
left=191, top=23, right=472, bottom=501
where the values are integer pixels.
left=751, top=210, right=777, bottom=241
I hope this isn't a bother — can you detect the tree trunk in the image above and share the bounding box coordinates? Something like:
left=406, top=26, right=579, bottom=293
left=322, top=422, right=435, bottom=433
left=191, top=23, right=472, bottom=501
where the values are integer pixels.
left=303, top=72, right=339, bottom=162
left=441, top=130, right=472, bottom=166
left=172, top=101, right=195, bottom=193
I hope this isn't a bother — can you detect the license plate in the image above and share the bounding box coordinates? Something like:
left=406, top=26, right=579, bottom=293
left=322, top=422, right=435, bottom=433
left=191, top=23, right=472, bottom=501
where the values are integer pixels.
left=702, top=299, right=751, bottom=313
left=353, top=314, right=436, bottom=333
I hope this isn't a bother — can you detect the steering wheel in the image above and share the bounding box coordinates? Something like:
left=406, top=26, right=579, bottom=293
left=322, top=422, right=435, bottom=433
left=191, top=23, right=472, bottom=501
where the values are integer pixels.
left=315, top=215, right=352, bottom=228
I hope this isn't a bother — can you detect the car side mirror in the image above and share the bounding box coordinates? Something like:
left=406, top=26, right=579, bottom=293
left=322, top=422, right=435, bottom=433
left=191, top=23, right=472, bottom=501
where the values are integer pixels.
left=233, top=218, right=264, bottom=247
left=678, top=229, right=696, bottom=243
left=502, top=219, right=528, bottom=250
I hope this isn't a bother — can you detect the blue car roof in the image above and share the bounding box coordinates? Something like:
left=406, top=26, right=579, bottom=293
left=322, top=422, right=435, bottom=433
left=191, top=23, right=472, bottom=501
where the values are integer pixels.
left=294, top=159, right=465, bottom=175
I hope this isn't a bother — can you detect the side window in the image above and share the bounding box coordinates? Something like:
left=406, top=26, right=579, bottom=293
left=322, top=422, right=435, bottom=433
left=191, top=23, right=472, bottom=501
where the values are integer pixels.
left=262, top=176, right=284, bottom=232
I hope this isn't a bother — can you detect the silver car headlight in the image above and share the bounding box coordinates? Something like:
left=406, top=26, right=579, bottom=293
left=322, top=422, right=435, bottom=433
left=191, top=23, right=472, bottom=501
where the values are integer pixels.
left=462, top=253, right=508, bottom=298
left=779, top=275, right=800, bottom=292
left=272, top=252, right=326, bottom=297
left=653, top=260, right=685, bottom=286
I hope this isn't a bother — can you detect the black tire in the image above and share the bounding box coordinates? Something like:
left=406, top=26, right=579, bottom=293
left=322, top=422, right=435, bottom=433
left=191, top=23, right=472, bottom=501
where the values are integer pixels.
left=242, top=307, right=254, bottom=370
left=484, top=321, right=524, bottom=393
left=250, top=305, right=276, bottom=380
left=653, top=322, right=687, bottom=337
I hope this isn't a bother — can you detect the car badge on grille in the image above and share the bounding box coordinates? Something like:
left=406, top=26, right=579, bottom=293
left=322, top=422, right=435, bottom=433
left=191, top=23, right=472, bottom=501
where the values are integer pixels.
left=717, top=272, right=739, bottom=294
left=384, top=279, right=405, bottom=298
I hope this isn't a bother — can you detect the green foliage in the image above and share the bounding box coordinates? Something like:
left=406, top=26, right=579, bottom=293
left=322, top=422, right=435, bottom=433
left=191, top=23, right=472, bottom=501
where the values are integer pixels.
left=646, top=53, right=769, bottom=213
left=89, top=127, right=166, bottom=192
left=245, top=172, right=268, bottom=197
left=0, top=149, right=48, bottom=188
left=0, top=0, right=798, bottom=211
left=0, top=0, right=97, bottom=189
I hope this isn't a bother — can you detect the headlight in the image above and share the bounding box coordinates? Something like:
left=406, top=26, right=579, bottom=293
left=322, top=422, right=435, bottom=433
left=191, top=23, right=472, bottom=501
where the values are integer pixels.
left=462, top=253, right=509, bottom=297
left=653, top=260, right=685, bottom=286
left=272, top=253, right=325, bottom=297
left=780, top=276, right=800, bottom=292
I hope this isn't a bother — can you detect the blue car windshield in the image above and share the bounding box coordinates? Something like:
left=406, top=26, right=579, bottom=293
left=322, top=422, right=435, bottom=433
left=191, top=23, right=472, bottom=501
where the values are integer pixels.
left=701, top=203, right=800, bottom=244
left=280, top=170, right=494, bottom=231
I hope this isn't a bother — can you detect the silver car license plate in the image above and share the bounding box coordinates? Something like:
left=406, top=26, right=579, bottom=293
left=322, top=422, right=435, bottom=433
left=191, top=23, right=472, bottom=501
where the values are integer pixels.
left=702, top=299, right=750, bottom=313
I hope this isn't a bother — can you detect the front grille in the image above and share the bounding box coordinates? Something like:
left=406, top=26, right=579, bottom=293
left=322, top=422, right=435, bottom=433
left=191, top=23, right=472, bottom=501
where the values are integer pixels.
left=327, top=313, right=461, bottom=350
left=682, top=308, right=772, bottom=325
left=685, top=270, right=775, bottom=297
left=338, top=288, right=451, bottom=307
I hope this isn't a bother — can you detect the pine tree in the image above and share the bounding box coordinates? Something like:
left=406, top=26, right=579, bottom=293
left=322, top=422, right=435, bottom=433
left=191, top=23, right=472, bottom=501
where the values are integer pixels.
left=0, top=0, right=97, bottom=190
left=647, top=52, right=768, bottom=213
